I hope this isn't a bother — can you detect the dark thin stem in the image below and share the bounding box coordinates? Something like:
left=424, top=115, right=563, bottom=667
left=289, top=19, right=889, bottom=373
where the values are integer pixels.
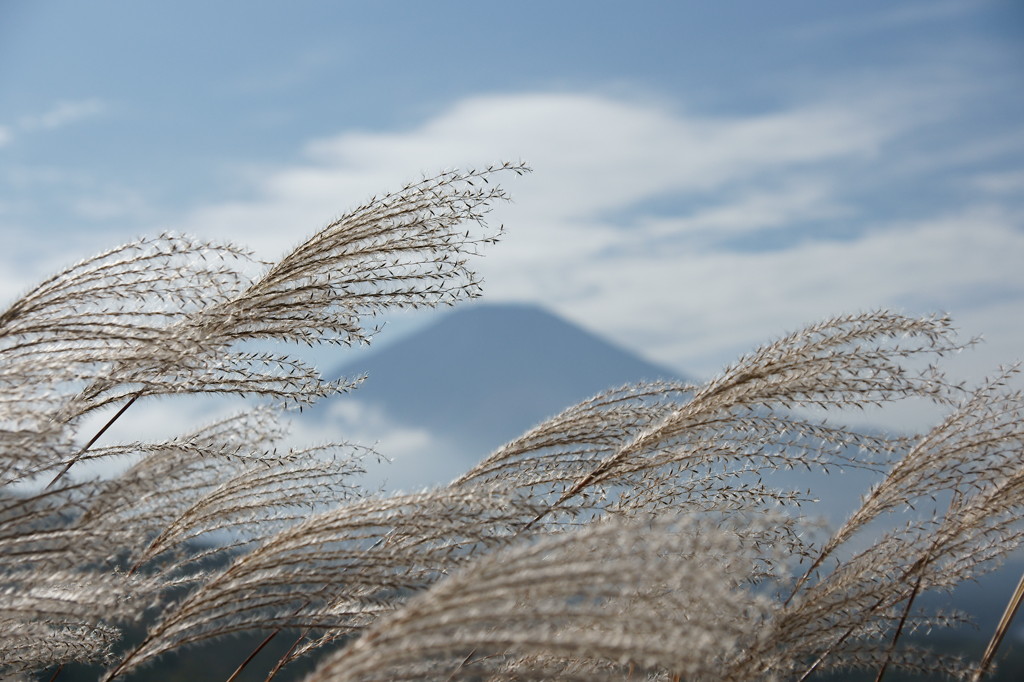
left=226, top=630, right=281, bottom=682
left=263, top=630, right=307, bottom=682
left=874, top=568, right=927, bottom=682
left=876, top=493, right=959, bottom=682
left=47, top=663, right=64, bottom=682
left=228, top=602, right=308, bottom=682
left=797, top=555, right=933, bottom=682
left=800, top=493, right=959, bottom=682
left=46, top=393, right=139, bottom=489
left=445, top=648, right=478, bottom=681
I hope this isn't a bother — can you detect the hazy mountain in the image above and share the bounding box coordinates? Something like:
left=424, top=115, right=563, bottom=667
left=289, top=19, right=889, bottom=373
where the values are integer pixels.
left=329, top=302, right=684, bottom=455
left=324, top=302, right=877, bottom=516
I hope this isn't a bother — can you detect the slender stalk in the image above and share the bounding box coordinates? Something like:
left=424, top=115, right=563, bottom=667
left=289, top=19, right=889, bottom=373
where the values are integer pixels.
left=875, top=494, right=954, bottom=682
left=228, top=602, right=308, bottom=682
left=796, top=548, right=941, bottom=682
left=445, top=648, right=477, bottom=680
left=46, top=393, right=139, bottom=489
left=874, top=568, right=927, bottom=682
left=972, top=568, right=1024, bottom=682
left=226, top=630, right=281, bottom=682
left=262, top=630, right=306, bottom=682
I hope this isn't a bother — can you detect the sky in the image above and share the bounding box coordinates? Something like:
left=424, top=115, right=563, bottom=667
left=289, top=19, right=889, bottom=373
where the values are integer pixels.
left=2, top=0, right=1024, bottom=438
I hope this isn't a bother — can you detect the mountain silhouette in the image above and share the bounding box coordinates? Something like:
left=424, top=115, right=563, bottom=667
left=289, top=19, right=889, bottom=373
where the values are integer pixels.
left=329, top=302, right=684, bottom=456
left=324, top=302, right=877, bottom=514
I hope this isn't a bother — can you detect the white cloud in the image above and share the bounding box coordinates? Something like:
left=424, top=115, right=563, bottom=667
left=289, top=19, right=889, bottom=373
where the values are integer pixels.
left=637, top=178, right=847, bottom=239
left=178, top=90, right=905, bottom=263
left=0, top=99, right=107, bottom=150
left=301, top=92, right=897, bottom=218
left=972, top=170, right=1024, bottom=195
left=291, top=400, right=464, bottom=493
left=19, top=99, right=106, bottom=132
left=540, top=207, right=1024, bottom=375
left=7, top=88, right=1021, bottom=439
left=161, top=91, right=1024, bottom=437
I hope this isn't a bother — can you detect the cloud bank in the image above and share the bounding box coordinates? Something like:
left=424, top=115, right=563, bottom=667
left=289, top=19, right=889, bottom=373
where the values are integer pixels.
left=166, top=89, right=1023, bottom=429
left=3, top=86, right=1020, bottom=435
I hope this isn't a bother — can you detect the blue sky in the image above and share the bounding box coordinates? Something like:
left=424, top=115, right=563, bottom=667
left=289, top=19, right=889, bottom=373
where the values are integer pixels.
left=2, top=1, right=1023, bottom=437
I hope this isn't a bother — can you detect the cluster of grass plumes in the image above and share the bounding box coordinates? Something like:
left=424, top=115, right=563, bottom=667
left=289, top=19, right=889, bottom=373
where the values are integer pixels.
left=0, top=164, right=527, bottom=675
left=2, top=164, right=1023, bottom=681
left=315, top=513, right=781, bottom=681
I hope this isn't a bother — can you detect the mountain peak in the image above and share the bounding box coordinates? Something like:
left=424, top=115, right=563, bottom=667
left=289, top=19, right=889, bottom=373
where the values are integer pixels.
left=330, top=302, right=684, bottom=454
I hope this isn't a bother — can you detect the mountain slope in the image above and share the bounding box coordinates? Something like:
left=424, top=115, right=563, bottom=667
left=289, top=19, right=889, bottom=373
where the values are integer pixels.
left=324, top=302, right=874, bottom=518
left=329, top=302, right=684, bottom=455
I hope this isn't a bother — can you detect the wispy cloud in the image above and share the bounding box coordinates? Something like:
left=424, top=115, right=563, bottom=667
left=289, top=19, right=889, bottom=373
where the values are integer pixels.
left=178, top=90, right=906, bottom=258
left=68, top=187, right=152, bottom=221
left=3, top=79, right=1018, bottom=436
left=168, top=87, right=1022, bottom=432
left=551, top=206, right=1024, bottom=367
left=793, top=0, right=982, bottom=40
left=971, top=170, right=1024, bottom=196
left=232, top=46, right=341, bottom=95
left=19, top=98, right=106, bottom=131
left=0, top=99, right=107, bottom=149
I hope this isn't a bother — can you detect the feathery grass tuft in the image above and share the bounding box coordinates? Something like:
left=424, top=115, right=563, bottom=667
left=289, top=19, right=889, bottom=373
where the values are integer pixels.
left=2, top=163, right=1022, bottom=681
